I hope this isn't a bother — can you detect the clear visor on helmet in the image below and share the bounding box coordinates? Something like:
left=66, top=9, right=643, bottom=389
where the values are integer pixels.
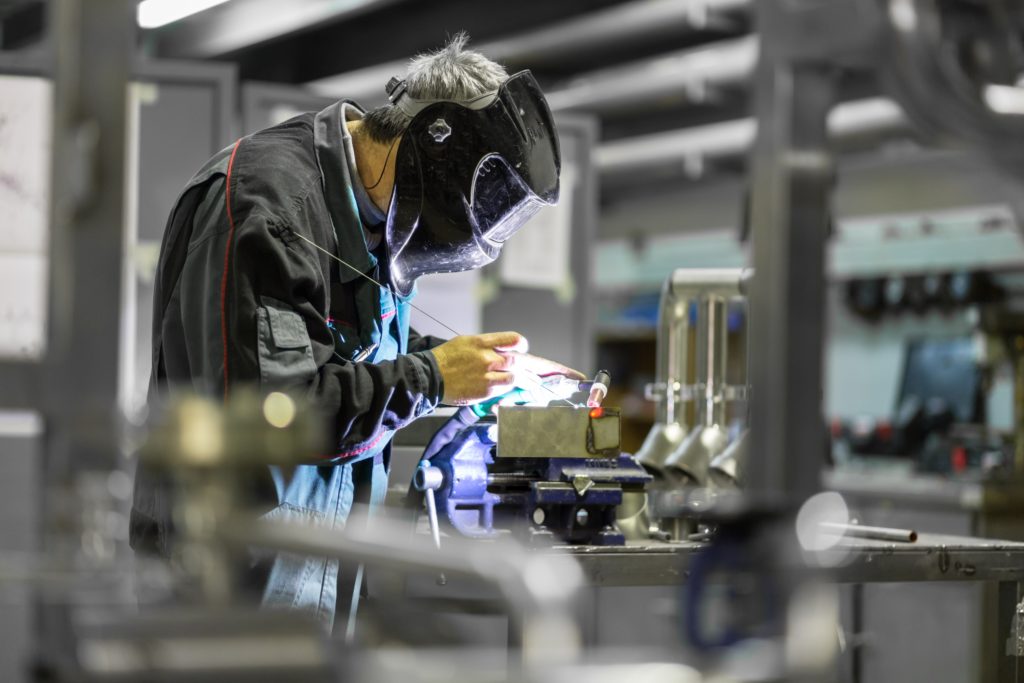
left=470, top=154, right=550, bottom=244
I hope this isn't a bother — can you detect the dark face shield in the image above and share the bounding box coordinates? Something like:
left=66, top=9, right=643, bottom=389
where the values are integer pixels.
left=384, top=70, right=560, bottom=297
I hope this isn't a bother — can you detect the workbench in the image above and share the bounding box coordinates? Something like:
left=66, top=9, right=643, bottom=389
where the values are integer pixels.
left=562, top=533, right=1024, bottom=586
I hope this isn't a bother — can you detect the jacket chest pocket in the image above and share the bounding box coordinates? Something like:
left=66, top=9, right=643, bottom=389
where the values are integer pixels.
left=256, top=298, right=318, bottom=389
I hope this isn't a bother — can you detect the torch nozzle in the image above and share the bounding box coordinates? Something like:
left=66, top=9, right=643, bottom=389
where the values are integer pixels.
left=586, top=370, right=611, bottom=408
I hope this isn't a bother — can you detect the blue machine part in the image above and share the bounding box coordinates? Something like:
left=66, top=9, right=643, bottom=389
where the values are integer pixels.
left=429, top=423, right=504, bottom=538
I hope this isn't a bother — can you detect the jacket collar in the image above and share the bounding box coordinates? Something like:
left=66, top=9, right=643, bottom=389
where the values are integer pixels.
left=313, top=99, right=378, bottom=283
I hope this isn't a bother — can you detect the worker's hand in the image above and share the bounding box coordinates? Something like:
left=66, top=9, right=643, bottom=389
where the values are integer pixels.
left=429, top=331, right=526, bottom=405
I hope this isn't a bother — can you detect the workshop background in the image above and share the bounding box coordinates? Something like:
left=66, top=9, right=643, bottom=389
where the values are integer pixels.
left=4, top=1, right=1024, bottom=682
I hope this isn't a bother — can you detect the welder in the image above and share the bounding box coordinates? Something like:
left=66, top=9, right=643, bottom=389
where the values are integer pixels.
left=130, top=33, right=582, bottom=631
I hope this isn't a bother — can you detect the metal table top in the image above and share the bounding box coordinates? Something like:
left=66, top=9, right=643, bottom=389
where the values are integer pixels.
left=556, top=533, right=1024, bottom=586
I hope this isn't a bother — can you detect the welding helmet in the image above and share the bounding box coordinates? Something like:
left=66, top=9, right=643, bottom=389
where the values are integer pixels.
left=383, top=70, right=560, bottom=297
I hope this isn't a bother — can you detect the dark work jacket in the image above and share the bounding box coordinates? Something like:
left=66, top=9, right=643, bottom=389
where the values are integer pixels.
left=130, top=100, right=447, bottom=573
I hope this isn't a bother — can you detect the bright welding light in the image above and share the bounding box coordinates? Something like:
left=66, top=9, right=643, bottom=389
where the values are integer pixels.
left=138, top=0, right=231, bottom=29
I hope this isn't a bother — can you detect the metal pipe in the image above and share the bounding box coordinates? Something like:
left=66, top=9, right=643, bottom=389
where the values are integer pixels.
left=307, top=0, right=752, bottom=101
left=656, top=277, right=690, bottom=428
left=596, top=97, right=906, bottom=176
left=820, top=522, right=918, bottom=544
left=545, top=36, right=758, bottom=113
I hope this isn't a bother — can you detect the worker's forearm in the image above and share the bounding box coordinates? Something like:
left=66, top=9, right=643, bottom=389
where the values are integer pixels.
left=312, top=350, right=443, bottom=461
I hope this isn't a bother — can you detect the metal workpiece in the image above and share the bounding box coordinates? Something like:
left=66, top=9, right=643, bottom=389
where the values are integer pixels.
left=634, top=423, right=689, bottom=479
left=665, top=424, right=730, bottom=486
left=708, top=428, right=749, bottom=489
left=497, top=406, right=620, bottom=460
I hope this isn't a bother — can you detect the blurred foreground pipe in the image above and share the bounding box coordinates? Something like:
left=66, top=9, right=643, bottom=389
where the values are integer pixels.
left=229, top=514, right=584, bottom=666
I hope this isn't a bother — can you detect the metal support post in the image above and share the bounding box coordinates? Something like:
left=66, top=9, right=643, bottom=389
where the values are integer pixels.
left=745, top=2, right=839, bottom=505
left=36, top=0, right=134, bottom=671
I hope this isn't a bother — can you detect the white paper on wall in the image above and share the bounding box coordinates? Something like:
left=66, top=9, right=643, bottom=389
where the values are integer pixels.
left=498, top=163, right=575, bottom=291
left=0, top=75, right=51, bottom=359
left=0, top=75, right=51, bottom=254
left=0, top=253, right=47, bottom=358
left=410, top=269, right=482, bottom=339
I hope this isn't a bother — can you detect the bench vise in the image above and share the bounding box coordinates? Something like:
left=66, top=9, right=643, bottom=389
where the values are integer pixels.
left=415, top=405, right=651, bottom=546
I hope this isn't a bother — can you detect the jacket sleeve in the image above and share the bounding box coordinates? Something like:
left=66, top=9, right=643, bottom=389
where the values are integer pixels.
left=407, top=327, right=448, bottom=354
left=178, top=202, right=444, bottom=462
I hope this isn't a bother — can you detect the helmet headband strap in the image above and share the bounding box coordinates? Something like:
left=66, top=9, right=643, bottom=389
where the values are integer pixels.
left=385, top=76, right=500, bottom=118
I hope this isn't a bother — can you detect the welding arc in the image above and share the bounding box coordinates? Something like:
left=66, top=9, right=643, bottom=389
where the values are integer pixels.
left=291, top=231, right=574, bottom=406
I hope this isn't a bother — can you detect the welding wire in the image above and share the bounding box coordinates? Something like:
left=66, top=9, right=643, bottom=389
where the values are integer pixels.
left=291, top=231, right=463, bottom=337
left=820, top=521, right=918, bottom=543
left=291, top=231, right=574, bottom=406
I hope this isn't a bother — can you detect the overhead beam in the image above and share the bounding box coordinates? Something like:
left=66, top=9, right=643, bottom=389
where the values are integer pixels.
left=545, top=36, right=757, bottom=114
left=308, top=0, right=751, bottom=103
left=595, top=98, right=907, bottom=177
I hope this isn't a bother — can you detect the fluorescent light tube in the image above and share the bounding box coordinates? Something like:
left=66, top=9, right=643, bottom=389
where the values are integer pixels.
left=138, top=0, right=231, bottom=29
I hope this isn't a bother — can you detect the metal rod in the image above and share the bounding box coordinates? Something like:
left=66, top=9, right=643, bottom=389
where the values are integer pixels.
left=424, top=489, right=441, bottom=551
left=821, top=522, right=918, bottom=544
left=596, top=97, right=905, bottom=175
left=697, top=294, right=729, bottom=427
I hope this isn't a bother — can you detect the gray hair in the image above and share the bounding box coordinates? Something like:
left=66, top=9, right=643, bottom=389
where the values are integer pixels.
left=361, top=32, right=508, bottom=143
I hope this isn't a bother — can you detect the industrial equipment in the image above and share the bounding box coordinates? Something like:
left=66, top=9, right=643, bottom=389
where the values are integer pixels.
left=628, top=268, right=752, bottom=540
left=412, top=377, right=652, bottom=546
